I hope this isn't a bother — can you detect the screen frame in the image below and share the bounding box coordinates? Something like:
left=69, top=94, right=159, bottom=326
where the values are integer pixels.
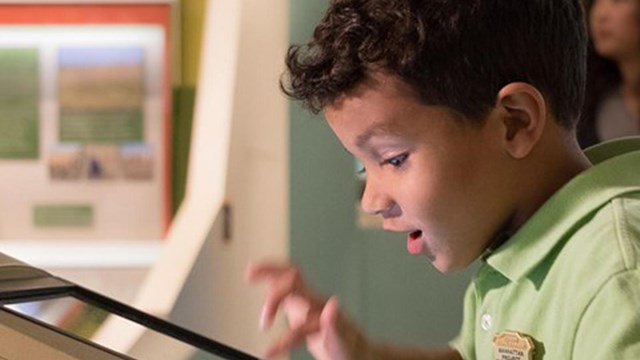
left=0, top=276, right=257, bottom=360
left=0, top=305, right=133, bottom=360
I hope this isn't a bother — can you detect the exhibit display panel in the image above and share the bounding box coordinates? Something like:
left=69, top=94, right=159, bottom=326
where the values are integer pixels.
left=0, top=253, right=256, bottom=360
left=0, top=24, right=167, bottom=241
left=0, top=2, right=174, bottom=278
left=0, top=3, right=173, bottom=247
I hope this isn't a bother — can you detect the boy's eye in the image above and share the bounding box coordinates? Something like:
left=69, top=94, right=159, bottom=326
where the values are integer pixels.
left=384, top=153, right=409, bottom=167
left=355, top=160, right=367, bottom=178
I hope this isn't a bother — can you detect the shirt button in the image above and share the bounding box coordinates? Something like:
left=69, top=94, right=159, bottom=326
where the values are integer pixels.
left=481, top=313, right=493, bottom=331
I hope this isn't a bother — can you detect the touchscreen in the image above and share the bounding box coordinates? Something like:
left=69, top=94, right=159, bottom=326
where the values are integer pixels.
left=5, top=297, right=225, bottom=360
left=0, top=307, right=125, bottom=360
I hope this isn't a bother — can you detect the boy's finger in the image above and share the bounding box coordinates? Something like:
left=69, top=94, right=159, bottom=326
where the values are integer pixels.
left=263, top=319, right=321, bottom=359
left=244, top=262, right=297, bottom=283
left=318, top=296, right=348, bottom=360
left=320, top=296, right=339, bottom=329
left=260, top=271, right=305, bottom=329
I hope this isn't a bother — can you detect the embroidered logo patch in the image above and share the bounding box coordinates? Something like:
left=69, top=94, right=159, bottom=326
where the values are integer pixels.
left=493, top=331, right=535, bottom=360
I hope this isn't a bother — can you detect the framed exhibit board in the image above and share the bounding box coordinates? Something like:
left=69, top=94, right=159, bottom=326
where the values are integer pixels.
left=0, top=4, right=172, bottom=243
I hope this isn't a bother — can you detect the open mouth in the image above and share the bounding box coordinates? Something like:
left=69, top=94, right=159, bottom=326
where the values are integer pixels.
left=407, top=230, right=424, bottom=255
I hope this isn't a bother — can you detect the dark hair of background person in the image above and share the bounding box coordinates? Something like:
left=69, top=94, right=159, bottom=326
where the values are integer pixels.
left=577, top=0, right=625, bottom=148
left=281, top=0, right=587, bottom=129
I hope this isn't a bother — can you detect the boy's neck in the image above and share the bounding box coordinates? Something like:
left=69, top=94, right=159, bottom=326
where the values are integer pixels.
left=507, top=132, right=591, bottom=238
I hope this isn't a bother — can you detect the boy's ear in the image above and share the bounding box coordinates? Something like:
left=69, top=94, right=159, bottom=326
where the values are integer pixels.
left=494, top=82, right=547, bottom=159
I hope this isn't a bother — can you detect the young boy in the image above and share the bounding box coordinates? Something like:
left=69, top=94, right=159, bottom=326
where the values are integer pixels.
left=246, top=0, right=640, bottom=359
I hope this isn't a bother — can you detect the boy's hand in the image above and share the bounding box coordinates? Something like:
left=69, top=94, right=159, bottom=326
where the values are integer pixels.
left=245, top=262, right=352, bottom=360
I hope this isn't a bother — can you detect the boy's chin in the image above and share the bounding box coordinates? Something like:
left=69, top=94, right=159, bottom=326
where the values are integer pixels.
left=431, top=256, right=472, bottom=273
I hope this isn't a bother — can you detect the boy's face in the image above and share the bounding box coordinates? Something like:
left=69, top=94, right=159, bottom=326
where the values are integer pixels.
left=325, top=74, right=514, bottom=272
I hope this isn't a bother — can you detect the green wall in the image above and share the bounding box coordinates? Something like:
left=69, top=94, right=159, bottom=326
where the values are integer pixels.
left=171, top=87, right=195, bottom=215
left=171, top=0, right=206, bottom=215
left=288, top=2, right=475, bottom=359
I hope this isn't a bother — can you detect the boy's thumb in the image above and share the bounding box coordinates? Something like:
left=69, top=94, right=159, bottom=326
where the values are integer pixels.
left=318, top=296, right=349, bottom=360
left=320, top=296, right=339, bottom=329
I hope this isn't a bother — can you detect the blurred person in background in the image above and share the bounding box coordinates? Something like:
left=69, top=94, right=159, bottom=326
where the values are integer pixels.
left=579, top=0, right=640, bottom=147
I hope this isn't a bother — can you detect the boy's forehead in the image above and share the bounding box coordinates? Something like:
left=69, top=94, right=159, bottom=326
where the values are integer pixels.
left=324, top=101, right=413, bottom=151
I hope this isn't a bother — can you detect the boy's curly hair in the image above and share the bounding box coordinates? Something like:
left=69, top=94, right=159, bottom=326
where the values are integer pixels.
left=282, top=0, right=587, bottom=128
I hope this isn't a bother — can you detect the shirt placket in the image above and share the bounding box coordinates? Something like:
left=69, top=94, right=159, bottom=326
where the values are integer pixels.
left=474, top=265, right=511, bottom=360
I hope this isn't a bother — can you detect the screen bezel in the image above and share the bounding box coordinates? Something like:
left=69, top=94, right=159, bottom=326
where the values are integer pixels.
left=0, top=276, right=257, bottom=360
left=0, top=305, right=133, bottom=360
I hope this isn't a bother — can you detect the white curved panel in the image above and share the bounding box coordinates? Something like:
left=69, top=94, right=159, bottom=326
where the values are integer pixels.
left=94, top=0, right=290, bottom=356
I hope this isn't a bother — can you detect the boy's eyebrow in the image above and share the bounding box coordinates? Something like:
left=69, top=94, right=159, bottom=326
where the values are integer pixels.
left=355, top=124, right=398, bottom=148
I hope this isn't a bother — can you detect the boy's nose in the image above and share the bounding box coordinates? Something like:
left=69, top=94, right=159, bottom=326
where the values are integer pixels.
left=360, top=179, right=396, bottom=217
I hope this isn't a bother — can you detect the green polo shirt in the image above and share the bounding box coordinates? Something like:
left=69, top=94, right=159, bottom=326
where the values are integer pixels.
left=451, top=137, right=640, bottom=360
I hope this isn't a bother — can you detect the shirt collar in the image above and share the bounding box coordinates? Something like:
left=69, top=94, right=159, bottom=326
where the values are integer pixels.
left=485, top=136, right=640, bottom=282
